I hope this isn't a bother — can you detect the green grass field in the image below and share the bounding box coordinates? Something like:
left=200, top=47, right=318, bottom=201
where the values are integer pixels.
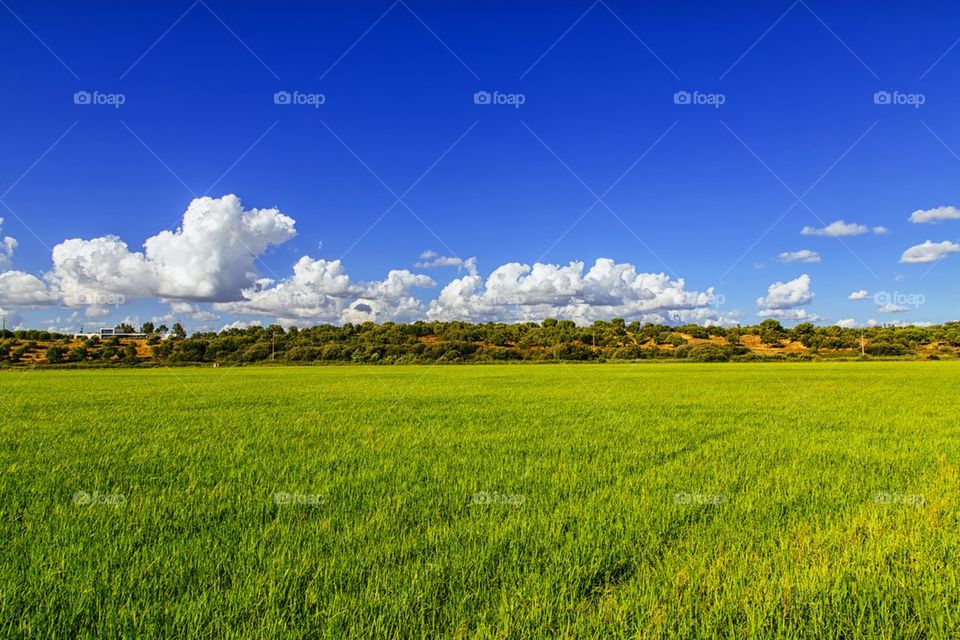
left=2, top=363, right=959, bottom=638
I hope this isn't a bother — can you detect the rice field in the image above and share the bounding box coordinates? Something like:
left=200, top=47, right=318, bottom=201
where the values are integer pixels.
left=1, top=363, right=958, bottom=638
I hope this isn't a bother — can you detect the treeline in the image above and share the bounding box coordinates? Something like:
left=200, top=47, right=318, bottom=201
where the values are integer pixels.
left=2, top=318, right=959, bottom=366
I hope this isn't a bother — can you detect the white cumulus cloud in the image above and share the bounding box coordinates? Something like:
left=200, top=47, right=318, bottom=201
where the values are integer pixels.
left=756, top=274, right=814, bottom=310
left=848, top=289, right=869, bottom=300
left=0, top=270, right=58, bottom=306
left=49, top=195, right=296, bottom=307
left=425, top=258, right=727, bottom=325
left=801, top=220, right=884, bottom=237
left=899, top=240, right=960, bottom=264
left=909, top=206, right=960, bottom=224
left=775, top=249, right=821, bottom=263
left=214, top=256, right=435, bottom=324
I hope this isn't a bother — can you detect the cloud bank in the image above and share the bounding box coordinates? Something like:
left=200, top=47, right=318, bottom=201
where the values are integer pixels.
left=426, top=258, right=727, bottom=325
left=15, top=195, right=931, bottom=329
left=214, top=257, right=436, bottom=324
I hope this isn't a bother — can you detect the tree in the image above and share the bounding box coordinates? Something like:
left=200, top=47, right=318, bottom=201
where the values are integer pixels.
left=171, top=323, right=187, bottom=339
left=115, top=323, right=136, bottom=334
left=140, top=322, right=155, bottom=335
left=45, top=346, right=65, bottom=364
left=759, top=319, right=786, bottom=346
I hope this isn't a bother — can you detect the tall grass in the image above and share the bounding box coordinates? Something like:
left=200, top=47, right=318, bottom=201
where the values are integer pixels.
left=1, top=363, right=957, bottom=638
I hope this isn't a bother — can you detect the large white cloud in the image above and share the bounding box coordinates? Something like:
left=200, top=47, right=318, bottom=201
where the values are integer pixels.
left=50, top=235, right=155, bottom=306
left=899, top=240, right=960, bottom=264
left=909, top=206, right=960, bottom=224
left=145, top=195, right=295, bottom=300
left=0, top=270, right=58, bottom=306
left=49, top=195, right=296, bottom=306
left=214, top=256, right=435, bottom=324
left=756, top=274, right=813, bottom=309
left=425, top=258, right=727, bottom=325
left=756, top=274, right=816, bottom=321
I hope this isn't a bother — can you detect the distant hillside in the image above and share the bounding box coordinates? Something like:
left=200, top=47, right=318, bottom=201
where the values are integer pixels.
left=3, top=319, right=959, bottom=366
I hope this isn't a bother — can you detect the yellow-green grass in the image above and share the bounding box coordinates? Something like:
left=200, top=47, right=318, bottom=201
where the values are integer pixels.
left=1, top=363, right=958, bottom=638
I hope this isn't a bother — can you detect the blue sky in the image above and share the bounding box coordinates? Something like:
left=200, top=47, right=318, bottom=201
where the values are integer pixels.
left=1, top=0, right=959, bottom=331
